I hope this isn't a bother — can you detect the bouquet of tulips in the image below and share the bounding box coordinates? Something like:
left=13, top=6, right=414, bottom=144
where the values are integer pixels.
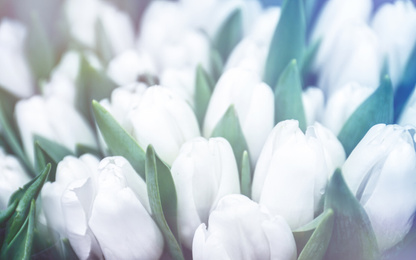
left=0, top=0, right=416, bottom=259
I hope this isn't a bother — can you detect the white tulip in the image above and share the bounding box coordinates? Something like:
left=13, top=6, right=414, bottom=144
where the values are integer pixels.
left=106, top=49, right=157, bottom=86
left=138, top=1, right=210, bottom=72
left=15, top=95, right=98, bottom=163
left=204, top=68, right=274, bottom=165
left=371, top=0, right=416, bottom=87
left=42, top=155, right=161, bottom=260
left=41, top=154, right=101, bottom=259
left=64, top=0, right=134, bottom=56
left=252, top=120, right=344, bottom=229
left=171, top=137, right=240, bottom=248
left=0, top=18, right=33, bottom=98
left=316, top=22, right=382, bottom=95
left=342, top=124, right=416, bottom=251
left=0, top=148, right=31, bottom=210
left=322, top=82, right=374, bottom=135
left=192, top=194, right=297, bottom=260
left=88, top=157, right=162, bottom=260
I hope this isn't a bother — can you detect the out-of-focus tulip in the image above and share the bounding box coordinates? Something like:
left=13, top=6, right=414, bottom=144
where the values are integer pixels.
left=224, top=7, right=280, bottom=76
left=42, top=155, right=162, bottom=260
left=0, top=148, right=31, bottom=210
left=106, top=49, right=157, bottom=86
left=64, top=0, right=135, bottom=56
left=0, top=18, right=33, bottom=98
left=322, top=82, right=374, bottom=135
left=138, top=1, right=210, bottom=72
left=160, top=67, right=196, bottom=108
left=342, top=124, right=416, bottom=251
left=192, top=194, right=297, bottom=260
left=203, top=68, right=274, bottom=165
left=252, top=120, right=345, bottom=229
left=171, top=137, right=240, bottom=248
left=15, top=95, right=98, bottom=163
left=371, top=0, right=416, bottom=87
left=102, top=85, right=200, bottom=165
left=316, top=22, right=382, bottom=95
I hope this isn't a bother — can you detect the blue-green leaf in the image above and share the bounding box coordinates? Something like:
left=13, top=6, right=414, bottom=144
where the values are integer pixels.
left=324, top=169, right=379, bottom=260
left=34, top=135, right=73, bottom=165
left=264, top=0, right=306, bottom=89
left=145, top=145, right=183, bottom=260
left=92, top=100, right=146, bottom=179
left=338, top=75, right=393, bottom=156
left=26, top=12, right=54, bottom=81
left=195, top=64, right=215, bottom=128
left=213, top=8, right=243, bottom=63
left=209, top=48, right=223, bottom=82
left=394, top=42, right=416, bottom=121
left=211, top=105, right=249, bottom=170
left=1, top=199, right=36, bottom=260
left=297, top=209, right=334, bottom=260
left=301, top=39, right=321, bottom=87
left=274, top=60, right=307, bottom=131
left=240, top=150, right=251, bottom=198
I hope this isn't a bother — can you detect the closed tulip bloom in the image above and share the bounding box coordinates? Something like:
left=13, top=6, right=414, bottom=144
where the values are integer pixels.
left=15, top=95, right=98, bottom=163
left=302, top=87, right=324, bottom=126
left=0, top=18, right=33, bottom=98
left=128, top=86, right=200, bottom=165
left=204, top=68, right=274, bottom=164
left=322, top=82, right=374, bottom=135
left=342, top=124, right=416, bottom=251
left=171, top=137, right=240, bottom=248
left=192, top=194, right=297, bottom=260
left=160, top=67, right=196, bottom=108
left=88, top=157, right=162, bottom=260
left=371, top=0, right=416, bottom=87
left=0, top=148, right=31, bottom=210
left=252, top=120, right=344, bottom=229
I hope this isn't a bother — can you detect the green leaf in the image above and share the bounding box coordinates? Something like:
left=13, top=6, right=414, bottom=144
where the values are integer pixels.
left=213, top=8, right=243, bottom=63
left=211, top=105, right=249, bottom=170
left=240, top=150, right=251, bottom=198
left=274, top=60, right=307, bottom=131
left=0, top=93, right=34, bottom=176
left=323, top=169, right=379, bottom=260
left=34, top=135, right=73, bottom=165
left=75, top=144, right=101, bottom=158
left=92, top=100, right=146, bottom=179
left=0, top=201, right=18, bottom=227
left=0, top=199, right=36, bottom=260
left=145, top=145, right=184, bottom=260
left=195, top=64, right=215, bottom=127
left=338, top=75, right=393, bottom=156
left=209, top=48, right=224, bottom=82
left=76, top=56, right=116, bottom=124
left=297, top=209, right=334, bottom=260
left=5, top=164, right=51, bottom=244
left=26, top=12, right=55, bottom=81
left=264, top=0, right=306, bottom=89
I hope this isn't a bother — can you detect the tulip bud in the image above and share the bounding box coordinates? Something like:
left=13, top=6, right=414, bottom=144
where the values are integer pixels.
left=42, top=155, right=162, bottom=260
left=171, top=137, right=240, bottom=248
left=322, top=82, right=374, bottom=135
left=342, top=124, right=416, bottom=251
left=371, top=0, right=416, bottom=87
left=0, top=18, right=33, bottom=98
left=203, top=68, right=274, bottom=165
left=192, top=194, right=297, bottom=260
left=15, top=95, right=98, bottom=163
left=102, top=85, right=200, bottom=165
left=0, top=148, right=31, bottom=210
left=252, top=120, right=344, bottom=229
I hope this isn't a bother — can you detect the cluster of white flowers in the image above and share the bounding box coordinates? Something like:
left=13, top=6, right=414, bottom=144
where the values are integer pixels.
left=0, top=0, right=416, bottom=259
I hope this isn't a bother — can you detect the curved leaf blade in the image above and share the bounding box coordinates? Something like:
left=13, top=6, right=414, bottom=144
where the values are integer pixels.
left=195, top=64, right=214, bottom=128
